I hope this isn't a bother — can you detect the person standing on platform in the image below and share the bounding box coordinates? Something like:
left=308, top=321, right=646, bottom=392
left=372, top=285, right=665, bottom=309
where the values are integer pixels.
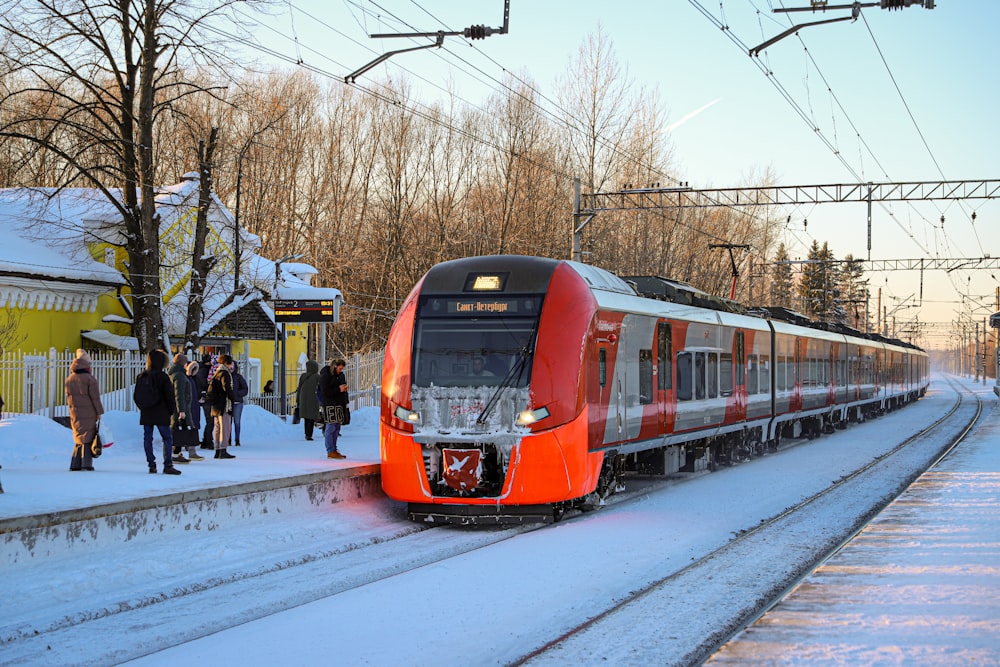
left=207, top=353, right=236, bottom=459
left=181, top=360, right=205, bottom=461
left=318, top=358, right=349, bottom=459
left=198, top=352, right=214, bottom=449
left=295, top=360, right=321, bottom=441
left=65, top=349, right=104, bottom=471
left=135, top=349, right=181, bottom=475
left=166, top=352, right=191, bottom=463
left=230, top=360, right=249, bottom=447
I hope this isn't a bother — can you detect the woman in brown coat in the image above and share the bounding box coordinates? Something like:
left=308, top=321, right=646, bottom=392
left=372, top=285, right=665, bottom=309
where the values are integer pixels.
left=65, top=349, right=105, bottom=471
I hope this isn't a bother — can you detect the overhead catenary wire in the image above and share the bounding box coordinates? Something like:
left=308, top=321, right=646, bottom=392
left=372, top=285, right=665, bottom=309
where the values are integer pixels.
left=206, top=6, right=757, bottom=249
left=692, top=0, right=985, bottom=320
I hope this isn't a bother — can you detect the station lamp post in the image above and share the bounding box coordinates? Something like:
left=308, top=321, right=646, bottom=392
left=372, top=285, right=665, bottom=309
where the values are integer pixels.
left=273, top=253, right=303, bottom=419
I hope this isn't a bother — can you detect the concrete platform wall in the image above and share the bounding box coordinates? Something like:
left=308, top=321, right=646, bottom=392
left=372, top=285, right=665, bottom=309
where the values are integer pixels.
left=0, top=466, right=381, bottom=566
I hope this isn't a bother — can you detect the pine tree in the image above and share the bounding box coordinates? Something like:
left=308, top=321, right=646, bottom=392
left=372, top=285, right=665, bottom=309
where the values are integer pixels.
left=797, top=241, right=839, bottom=321
left=839, top=254, right=868, bottom=330
left=771, top=243, right=794, bottom=308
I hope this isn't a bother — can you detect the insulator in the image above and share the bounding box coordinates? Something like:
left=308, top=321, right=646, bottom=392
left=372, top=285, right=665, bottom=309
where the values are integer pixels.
left=464, top=24, right=489, bottom=40
left=880, top=0, right=933, bottom=9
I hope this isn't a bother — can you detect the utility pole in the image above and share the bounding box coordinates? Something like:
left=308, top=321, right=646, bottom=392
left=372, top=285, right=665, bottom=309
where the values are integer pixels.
left=572, top=178, right=595, bottom=263
left=975, top=321, right=980, bottom=383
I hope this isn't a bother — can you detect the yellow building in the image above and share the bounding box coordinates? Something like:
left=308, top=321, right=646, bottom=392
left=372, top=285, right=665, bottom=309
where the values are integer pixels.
left=0, top=175, right=340, bottom=410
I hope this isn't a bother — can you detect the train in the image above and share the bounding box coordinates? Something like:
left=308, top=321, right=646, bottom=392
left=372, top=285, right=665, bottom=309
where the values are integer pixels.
left=379, top=255, right=929, bottom=525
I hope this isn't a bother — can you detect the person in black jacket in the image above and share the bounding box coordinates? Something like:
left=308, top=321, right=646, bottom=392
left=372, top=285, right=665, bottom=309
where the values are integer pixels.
left=207, top=353, right=237, bottom=459
left=137, top=349, right=181, bottom=475
left=198, top=352, right=214, bottom=449
left=230, top=360, right=249, bottom=447
left=317, top=358, right=349, bottom=459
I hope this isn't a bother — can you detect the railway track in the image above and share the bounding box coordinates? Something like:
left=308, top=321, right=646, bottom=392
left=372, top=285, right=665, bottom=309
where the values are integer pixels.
left=2, top=383, right=973, bottom=666
left=514, top=379, right=984, bottom=666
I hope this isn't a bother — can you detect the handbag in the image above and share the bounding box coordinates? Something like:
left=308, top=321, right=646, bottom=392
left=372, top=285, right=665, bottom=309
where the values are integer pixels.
left=292, top=406, right=301, bottom=424
left=323, top=405, right=350, bottom=425
left=91, top=418, right=109, bottom=457
left=172, top=417, right=200, bottom=448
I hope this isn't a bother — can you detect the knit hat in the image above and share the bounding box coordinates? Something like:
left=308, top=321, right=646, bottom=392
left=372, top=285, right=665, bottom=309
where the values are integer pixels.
left=73, top=349, right=92, bottom=370
left=173, top=352, right=189, bottom=367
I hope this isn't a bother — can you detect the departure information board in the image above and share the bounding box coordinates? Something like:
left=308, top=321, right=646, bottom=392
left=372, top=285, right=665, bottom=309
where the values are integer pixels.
left=273, top=299, right=336, bottom=323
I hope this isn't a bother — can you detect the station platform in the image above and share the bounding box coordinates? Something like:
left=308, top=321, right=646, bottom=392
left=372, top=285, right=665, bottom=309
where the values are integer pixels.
left=710, top=378, right=1000, bottom=665
left=0, top=406, right=385, bottom=564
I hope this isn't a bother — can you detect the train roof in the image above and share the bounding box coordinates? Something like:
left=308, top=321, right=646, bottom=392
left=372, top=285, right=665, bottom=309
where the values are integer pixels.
left=417, top=256, right=924, bottom=354
left=564, top=263, right=923, bottom=354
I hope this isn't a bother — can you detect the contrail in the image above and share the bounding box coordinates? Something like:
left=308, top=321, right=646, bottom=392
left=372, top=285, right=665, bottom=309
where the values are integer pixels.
left=667, top=98, right=722, bottom=132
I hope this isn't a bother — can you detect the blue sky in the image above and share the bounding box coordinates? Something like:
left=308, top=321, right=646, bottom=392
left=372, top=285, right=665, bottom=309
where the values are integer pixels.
left=240, top=1, right=1000, bottom=347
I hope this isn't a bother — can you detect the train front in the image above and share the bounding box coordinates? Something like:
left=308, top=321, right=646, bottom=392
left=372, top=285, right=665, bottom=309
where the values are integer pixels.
left=380, top=255, right=602, bottom=524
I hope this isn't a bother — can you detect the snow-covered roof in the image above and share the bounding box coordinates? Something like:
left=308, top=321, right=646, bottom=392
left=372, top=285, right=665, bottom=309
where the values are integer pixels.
left=1, top=178, right=339, bottom=333
left=0, top=189, right=126, bottom=285
left=81, top=329, right=140, bottom=351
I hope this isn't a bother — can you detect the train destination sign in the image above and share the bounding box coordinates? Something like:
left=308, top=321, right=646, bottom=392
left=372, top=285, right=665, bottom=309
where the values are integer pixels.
left=448, top=297, right=520, bottom=315
left=273, top=299, right=336, bottom=323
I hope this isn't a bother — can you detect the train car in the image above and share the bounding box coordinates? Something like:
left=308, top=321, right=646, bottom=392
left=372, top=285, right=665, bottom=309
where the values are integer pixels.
left=380, top=255, right=929, bottom=525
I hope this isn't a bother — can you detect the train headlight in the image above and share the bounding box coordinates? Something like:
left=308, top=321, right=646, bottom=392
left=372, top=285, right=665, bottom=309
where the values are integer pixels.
left=516, top=406, right=550, bottom=427
left=394, top=405, right=421, bottom=425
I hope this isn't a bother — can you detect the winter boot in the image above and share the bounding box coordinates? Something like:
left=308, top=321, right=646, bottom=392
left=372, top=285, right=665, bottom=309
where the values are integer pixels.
left=219, top=449, right=236, bottom=459
left=148, top=463, right=157, bottom=474
left=214, top=450, right=221, bottom=459
left=162, top=465, right=182, bottom=475
left=173, top=454, right=190, bottom=464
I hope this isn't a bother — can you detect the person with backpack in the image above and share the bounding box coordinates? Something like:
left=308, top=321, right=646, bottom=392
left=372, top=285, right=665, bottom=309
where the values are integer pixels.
left=134, top=349, right=181, bottom=475
left=230, top=360, right=249, bottom=447
left=206, top=353, right=237, bottom=459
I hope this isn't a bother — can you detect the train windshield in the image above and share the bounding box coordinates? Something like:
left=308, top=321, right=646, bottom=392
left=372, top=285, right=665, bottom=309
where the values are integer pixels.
left=412, top=295, right=541, bottom=388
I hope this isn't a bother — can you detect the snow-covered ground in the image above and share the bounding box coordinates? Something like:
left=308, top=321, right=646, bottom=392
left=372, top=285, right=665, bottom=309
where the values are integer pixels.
left=0, top=404, right=383, bottom=520
left=3, top=376, right=996, bottom=667
left=708, top=379, right=1000, bottom=666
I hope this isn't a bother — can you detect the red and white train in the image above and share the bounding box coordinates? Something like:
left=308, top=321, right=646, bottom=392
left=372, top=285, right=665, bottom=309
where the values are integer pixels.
left=380, top=255, right=929, bottom=524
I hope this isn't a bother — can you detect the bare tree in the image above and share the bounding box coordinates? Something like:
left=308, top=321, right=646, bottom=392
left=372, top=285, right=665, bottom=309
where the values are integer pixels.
left=182, top=126, right=219, bottom=354
left=0, top=0, right=261, bottom=352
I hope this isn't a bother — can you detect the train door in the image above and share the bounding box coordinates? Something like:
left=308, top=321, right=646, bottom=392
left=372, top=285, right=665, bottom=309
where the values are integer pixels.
left=656, top=321, right=674, bottom=432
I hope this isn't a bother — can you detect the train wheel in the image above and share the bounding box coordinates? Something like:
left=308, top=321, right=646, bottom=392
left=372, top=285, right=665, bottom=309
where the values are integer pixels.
left=553, top=504, right=567, bottom=522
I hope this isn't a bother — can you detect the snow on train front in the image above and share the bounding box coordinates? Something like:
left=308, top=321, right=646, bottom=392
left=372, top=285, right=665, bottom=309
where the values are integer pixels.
left=379, top=255, right=605, bottom=525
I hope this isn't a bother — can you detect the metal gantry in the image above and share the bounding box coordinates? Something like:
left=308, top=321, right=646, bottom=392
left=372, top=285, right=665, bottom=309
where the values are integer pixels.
left=575, top=179, right=1000, bottom=262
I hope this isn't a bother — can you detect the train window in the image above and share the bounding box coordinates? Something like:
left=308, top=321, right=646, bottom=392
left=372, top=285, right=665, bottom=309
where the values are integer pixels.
left=695, top=352, right=706, bottom=400
left=747, top=354, right=759, bottom=394
left=657, top=323, right=672, bottom=390
left=735, top=332, right=745, bottom=386
left=639, top=349, right=653, bottom=405
left=707, top=353, right=719, bottom=399
left=760, top=355, right=771, bottom=393
left=599, top=348, right=607, bottom=387
left=720, top=353, right=732, bottom=396
left=777, top=355, right=787, bottom=391
left=676, top=352, right=692, bottom=401
left=412, top=318, right=536, bottom=388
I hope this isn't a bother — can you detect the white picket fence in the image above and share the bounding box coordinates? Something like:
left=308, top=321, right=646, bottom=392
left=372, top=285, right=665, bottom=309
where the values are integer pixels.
left=0, top=348, right=384, bottom=418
